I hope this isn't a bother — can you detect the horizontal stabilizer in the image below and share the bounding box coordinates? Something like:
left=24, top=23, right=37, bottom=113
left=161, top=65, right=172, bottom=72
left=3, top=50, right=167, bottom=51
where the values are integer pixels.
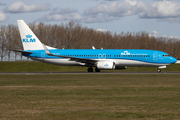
left=7, top=49, right=33, bottom=54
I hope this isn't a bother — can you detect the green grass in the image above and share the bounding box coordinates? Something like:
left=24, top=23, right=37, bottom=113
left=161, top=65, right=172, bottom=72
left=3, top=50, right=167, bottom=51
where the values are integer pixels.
left=0, top=61, right=87, bottom=72
left=0, top=61, right=180, bottom=72
left=0, top=74, right=180, bottom=119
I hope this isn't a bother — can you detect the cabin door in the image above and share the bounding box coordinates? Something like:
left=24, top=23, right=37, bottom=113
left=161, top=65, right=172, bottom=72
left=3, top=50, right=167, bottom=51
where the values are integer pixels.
left=41, top=52, right=45, bottom=58
left=153, top=52, right=157, bottom=61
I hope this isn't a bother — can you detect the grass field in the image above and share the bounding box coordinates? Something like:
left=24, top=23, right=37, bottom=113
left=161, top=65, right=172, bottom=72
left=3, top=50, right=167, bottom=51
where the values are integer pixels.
left=0, top=74, right=180, bottom=120
left=0, top=61, right=180, bottom=72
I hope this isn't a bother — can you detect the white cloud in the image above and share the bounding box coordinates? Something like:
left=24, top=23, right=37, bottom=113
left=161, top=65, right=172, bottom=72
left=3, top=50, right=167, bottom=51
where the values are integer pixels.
left=96, top=28, right=108, bottom=32
left=0, top=11, right=7, bottom=22
left=149, top=31, right=159, bottom=37
left=139, top=1, right=180, bottom=19
left=152, top=31, right=159, bottom=34
left=84, top=1, right=143, bottom=17
left=83, top=1, right=146, bottom=22
left=125, top=0, right=137, bottom=6
left=170, top=36, right=179, bottom=39
left=37, top=8, right=82, bottom=22
left=36, top=0, right=180, bottom=23
left=37, top=1, right=145, bottom=23
left=84, top=0, right=180, bottom=23
left=149, top=30, right=179, bottom=39
left=4, top=1, right=50, bottom=13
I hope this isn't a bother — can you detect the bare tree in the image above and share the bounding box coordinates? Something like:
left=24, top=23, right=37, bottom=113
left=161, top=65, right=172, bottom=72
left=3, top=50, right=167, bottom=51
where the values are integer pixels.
left=1, top=21, right=180, bottom=60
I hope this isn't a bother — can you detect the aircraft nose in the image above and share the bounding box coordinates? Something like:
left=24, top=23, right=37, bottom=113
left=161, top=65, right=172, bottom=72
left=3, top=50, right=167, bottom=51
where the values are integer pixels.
left=170, top=57, right=177, bottom=64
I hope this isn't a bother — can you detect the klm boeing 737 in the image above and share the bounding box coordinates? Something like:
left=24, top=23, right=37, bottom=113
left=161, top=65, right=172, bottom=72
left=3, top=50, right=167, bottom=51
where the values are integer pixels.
left=10, top=20, right=177, bottom=72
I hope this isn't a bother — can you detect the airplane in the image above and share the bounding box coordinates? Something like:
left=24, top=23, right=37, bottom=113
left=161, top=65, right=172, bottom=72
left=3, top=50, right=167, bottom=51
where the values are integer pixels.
left=9, top=20, right=177, bottom=72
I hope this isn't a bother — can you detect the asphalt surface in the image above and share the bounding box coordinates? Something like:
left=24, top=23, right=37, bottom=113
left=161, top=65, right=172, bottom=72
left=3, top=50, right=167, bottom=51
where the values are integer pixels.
left=0, top=72, right=180, bottom=75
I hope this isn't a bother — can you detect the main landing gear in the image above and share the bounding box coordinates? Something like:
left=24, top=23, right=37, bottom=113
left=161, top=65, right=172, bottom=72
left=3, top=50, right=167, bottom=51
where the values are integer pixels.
left=95, top=67, right=101, bottom=72
left=87, top=67, right=93, bottom=72
left=87, top=67, right=101, bottom=72
left=158, top=69, right=161, bottom=73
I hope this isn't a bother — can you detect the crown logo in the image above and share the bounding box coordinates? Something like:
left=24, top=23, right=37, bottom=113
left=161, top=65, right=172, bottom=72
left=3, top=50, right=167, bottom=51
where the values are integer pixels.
left=104, top=63, right=109, bottom=67
left=26, top=34, right=32, bottom=38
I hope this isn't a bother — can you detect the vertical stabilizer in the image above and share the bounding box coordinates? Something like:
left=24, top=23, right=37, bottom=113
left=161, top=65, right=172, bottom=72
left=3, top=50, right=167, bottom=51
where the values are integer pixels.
left=17, top=20, right=44, bottom=50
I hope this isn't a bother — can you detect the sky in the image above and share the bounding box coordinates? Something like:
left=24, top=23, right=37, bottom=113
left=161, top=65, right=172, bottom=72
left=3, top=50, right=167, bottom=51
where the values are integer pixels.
left=0, top=0, right=180, bottom=38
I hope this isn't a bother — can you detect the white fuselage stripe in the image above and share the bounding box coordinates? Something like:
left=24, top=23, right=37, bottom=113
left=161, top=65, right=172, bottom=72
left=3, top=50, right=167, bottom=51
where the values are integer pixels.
left=31, top=58, right=169, bottom=67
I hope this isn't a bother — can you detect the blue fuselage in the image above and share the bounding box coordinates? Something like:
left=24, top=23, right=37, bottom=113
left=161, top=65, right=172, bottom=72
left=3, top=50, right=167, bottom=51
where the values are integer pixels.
left=22, top=49, right=177, bottom=67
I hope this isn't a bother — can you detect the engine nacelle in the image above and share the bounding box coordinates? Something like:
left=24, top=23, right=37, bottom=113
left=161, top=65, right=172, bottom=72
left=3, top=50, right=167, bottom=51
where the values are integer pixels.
left=97, top=61, right=115, bottom=70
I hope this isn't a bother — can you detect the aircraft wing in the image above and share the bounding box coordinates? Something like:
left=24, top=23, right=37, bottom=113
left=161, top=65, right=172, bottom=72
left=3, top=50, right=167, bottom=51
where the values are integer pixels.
left=42, top=44, right=97, bottom=64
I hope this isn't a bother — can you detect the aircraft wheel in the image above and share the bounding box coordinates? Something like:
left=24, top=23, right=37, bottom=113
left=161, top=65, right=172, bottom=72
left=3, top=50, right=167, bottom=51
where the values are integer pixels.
left=87, top=68, right=93, bottom=72
left=158, top=69, right=161, bottom=73
left=95, top=67, right=101, bottom=72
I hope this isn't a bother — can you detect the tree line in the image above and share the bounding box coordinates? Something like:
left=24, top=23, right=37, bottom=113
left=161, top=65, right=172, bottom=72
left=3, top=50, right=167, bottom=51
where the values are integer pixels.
left=0, top=21, right=180, bottom=60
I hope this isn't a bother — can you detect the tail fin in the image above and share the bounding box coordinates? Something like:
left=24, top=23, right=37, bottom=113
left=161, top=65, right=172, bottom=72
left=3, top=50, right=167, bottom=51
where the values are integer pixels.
left=17, top=20, right=44, bottom=50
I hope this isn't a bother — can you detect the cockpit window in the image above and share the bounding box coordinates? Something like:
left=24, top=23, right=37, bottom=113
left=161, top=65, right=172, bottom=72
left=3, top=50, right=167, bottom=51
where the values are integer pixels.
left=162, top=55, right=169, bottom=57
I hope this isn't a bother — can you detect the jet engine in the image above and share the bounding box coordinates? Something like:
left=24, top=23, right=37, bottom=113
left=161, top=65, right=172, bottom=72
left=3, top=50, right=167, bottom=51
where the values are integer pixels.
left=97, top=61, right=115, bottom=70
